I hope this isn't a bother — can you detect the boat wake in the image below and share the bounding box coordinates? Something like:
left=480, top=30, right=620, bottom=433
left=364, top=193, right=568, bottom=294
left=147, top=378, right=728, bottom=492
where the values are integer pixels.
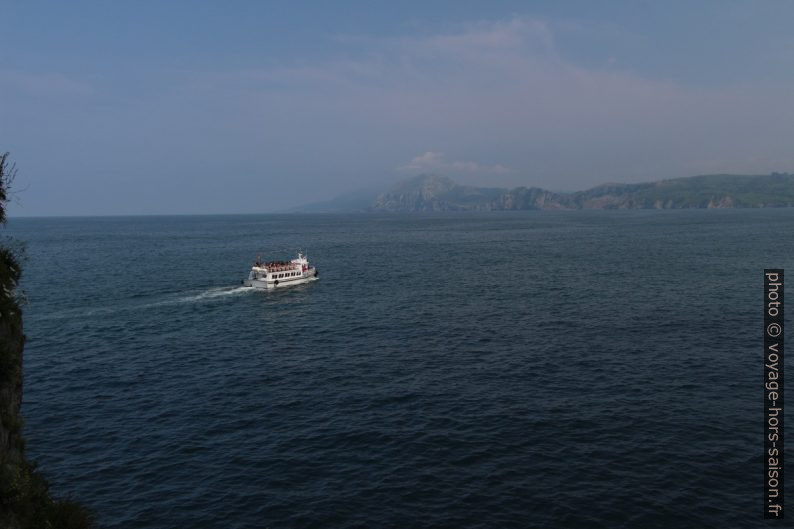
left=174, top=286, right=253, bottom=303
left=34, top=286, right=255, bottom=322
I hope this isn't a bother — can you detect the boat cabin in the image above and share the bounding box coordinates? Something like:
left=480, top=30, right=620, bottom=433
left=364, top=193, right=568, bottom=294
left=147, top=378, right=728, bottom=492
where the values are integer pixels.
left=248, top=253, right=311, bottom=282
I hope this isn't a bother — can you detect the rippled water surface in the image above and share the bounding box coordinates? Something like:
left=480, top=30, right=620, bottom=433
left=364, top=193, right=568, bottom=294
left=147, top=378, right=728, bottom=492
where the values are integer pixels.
left=9, top=211, right=793, bottom=528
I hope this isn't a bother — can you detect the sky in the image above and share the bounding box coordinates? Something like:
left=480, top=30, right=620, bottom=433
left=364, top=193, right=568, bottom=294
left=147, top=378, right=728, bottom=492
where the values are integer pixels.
left=2, top=0, right=794, bottom=215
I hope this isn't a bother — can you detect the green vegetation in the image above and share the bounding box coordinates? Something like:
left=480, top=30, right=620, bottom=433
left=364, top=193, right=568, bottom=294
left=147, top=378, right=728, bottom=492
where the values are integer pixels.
left=569, top=173, right=794, bottom=209
left=0, top=152, right=92, bottom=529
left=369, top=173, right=794, bottom=212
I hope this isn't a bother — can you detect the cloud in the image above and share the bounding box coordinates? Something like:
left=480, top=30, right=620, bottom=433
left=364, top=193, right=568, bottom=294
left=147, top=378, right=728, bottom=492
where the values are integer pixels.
left=398, top=151, right=511, bottom=175
left=142, top=17, right=794, bottom=195
left=7, top=14, right=794, bottom=214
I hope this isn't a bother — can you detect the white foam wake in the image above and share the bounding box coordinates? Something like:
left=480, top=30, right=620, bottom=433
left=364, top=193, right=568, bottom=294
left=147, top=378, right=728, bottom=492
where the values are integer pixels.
left=175, top=286, right=253, bottom=303
left=33, top=286, right=254, bottom=322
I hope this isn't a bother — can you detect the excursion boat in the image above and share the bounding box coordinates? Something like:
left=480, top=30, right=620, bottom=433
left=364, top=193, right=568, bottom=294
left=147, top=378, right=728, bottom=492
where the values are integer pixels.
left=243, top=252, right=318, bottom=289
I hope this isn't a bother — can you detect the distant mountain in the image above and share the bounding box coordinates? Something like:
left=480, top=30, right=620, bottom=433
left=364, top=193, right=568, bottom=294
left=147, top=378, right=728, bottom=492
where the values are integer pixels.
left=286, top=187, right=380, bottom=213
left=372, top=174, right=506, bottom=212
left=495, top=173, right=794, bottom=210
left=292, top=172, right=794, bottom=212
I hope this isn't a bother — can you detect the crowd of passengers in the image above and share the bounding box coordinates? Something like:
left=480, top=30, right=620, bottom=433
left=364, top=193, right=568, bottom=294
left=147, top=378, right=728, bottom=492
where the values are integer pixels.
left=254, top=259, right=294, bottom=269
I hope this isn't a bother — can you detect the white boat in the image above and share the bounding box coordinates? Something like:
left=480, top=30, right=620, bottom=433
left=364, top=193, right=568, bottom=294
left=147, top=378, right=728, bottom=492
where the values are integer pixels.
left=243, top=252, right=318, bottom=289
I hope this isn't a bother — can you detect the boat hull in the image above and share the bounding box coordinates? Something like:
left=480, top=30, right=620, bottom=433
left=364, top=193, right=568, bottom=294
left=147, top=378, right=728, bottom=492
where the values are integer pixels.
left=243, top=270, right=318, bottom=290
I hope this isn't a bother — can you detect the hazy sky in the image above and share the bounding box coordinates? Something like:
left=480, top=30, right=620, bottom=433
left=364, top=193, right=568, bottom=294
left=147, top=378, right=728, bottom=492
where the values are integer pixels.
left=3, top=1, right=794, bottom=215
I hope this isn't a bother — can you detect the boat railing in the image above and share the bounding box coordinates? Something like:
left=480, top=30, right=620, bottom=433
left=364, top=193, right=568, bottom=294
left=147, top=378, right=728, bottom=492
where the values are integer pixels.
left=264, top=265, right=300, bottom=272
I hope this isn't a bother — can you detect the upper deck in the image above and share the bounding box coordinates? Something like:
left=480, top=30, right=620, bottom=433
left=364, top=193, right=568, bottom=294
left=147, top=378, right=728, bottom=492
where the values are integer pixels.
left=252, top=260, right=298, bottom=273
left=251, top=253, right=311, bottom=274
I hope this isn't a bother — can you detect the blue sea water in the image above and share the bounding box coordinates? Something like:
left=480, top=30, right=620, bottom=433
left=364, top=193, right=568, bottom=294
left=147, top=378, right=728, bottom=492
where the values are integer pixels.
left=7, top=210, right=793, bottom=528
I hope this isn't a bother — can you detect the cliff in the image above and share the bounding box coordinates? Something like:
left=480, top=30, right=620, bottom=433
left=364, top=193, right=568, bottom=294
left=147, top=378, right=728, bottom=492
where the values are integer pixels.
left=367, top=172, right=794, bottom=212
left=0, top=153, right=91, bottom=528
left=372, top=174, right=505, bottom=212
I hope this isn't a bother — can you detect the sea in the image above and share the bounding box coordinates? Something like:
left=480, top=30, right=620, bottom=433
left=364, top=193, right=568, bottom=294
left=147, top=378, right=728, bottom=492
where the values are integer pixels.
left=7, top=210, right=792, bottom=528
